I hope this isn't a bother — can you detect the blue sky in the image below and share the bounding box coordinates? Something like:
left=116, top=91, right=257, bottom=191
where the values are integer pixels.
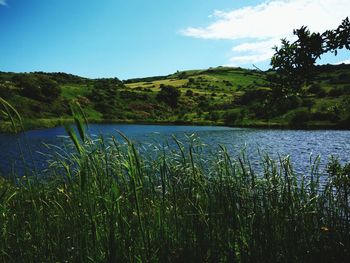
left=0, top=0, right=349, bottom=79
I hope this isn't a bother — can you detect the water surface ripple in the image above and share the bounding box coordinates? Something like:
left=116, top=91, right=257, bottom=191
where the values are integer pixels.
left=0, top=124, right=349, bottom=177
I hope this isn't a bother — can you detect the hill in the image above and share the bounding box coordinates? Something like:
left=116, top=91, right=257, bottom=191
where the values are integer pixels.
left=1, top=65, right=350, bottom=132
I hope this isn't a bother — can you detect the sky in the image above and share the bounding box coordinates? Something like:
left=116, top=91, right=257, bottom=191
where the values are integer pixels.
left=0, top=0, right=349, bottom=79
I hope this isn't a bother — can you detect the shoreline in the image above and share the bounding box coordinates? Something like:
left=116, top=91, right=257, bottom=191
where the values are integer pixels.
left=1, top=117, right=349, bottom=134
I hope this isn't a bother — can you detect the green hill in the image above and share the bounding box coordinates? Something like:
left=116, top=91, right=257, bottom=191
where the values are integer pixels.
left=1, top=64, right=350, bottom=132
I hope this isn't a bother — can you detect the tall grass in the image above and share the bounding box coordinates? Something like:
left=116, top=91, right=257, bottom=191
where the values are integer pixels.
left=0, top=99, right=349, bottom=262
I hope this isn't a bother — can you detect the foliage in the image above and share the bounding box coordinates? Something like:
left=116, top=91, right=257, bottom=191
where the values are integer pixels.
left=328, top=87, right=345, bottom=97
left=0, top=83, right=14, bottom=99
left=185, top=89, right=193, bottom=96
left=289, top=108, right=311, bottom=127
left=207, top=111, right=220, bottom=122
left=88, top=79, right=123, bottom=118
left=327, top=157, right=350, bottom=221
left=12, top=74, right=61, bottom=102
left=308, top=83, right=323, bottom=94
left=236, top=88, right=270, bottom=105
left=271, top=17, right=350, bottom=94
left=223, top=109, right=242, bottom=125
left=1, top=64, right=350, bottom=130
left=311, top=111, right=338, bottom=122
left=156, top=84, right=180, bottom=108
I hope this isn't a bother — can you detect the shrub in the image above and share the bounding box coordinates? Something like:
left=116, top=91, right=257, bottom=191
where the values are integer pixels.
left=338, top=72, right=350, bottom=82
left=328, top=87, right=344, bottom=97
left=302, top=98, right=314, bottom=111
left=156, top=85, right=180, bottom=108
left=343, top=85, right=350, bottom=94
left=237, top=88, right=270, bottom=105
left=208, top=111, right=220, bottom=122
left=308, top=83, right=322, bottom=94
left=0, top=84, right=13, bottom=99
left=289, top=109, right=311, bottom=127
left=316, top=88, right=327, bottom=98
left=312, top=111, right=338, bottom=122
left=339, top=115, right=350, bottom=128
left=281, top=95, right=303, bottom=111
left=14, top=74, right=61, bottom=102
left=248, top=102, right=268, bottom=118
left=223, top=109, right=242, bottom=125
left=185, top=90, right=193, bottom=96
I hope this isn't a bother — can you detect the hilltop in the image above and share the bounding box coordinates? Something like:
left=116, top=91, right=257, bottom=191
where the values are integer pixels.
left=0, top=64, right=350, bottom=132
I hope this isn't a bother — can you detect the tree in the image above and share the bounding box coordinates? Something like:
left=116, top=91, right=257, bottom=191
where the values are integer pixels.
left=156, top=85, right=180, bottom=108
left=89, top=79, right=120, bottom=117
left=38, top=75, right=61, bottom=101
left=185, top=89, right=193, bottom=96
left=13, top=74, right=61, bottom=102
left=271, top=17, right=350, bottom=95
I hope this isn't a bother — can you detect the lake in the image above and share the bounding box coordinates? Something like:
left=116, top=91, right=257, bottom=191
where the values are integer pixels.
left=1, top=124, right=350, bottom=177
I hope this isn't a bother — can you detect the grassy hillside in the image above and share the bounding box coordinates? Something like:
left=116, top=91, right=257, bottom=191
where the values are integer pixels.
left=1, top=64, right=350, bottom=132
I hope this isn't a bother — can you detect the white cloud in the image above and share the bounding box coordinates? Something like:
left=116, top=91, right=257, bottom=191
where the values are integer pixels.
left=336, top=59, right=350, bottom=65
left=231, top=39, right=279, bottom=53
left=228, top=38, right=278, bottom=65
left=0, top=0, right=7, bottom=6
left=228, top=52, right=274, bottom=65
left=181, top=0, right=350, bottom=67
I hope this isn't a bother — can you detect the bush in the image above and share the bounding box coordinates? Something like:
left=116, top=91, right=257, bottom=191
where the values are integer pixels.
left=0, top=84, right=13, bottom=99
left=289, top=109, right=311, bottom=127
left=237, top=88, right=270, bottom=105
left=223, top=109, right=242, bottom=125
left=312, top=111, right=338, bottom=122
left=250, top=102, right=270, bottom=118
left=208, top=111, right=220, bottom=122
left=338, top=73, right=350, bottom=82
left=328, top=87, right=344, bottom=97
left=302, top=98, right=314, bottom=111
left=316, top=88, right=327, bottom=98
left=156, top=85, right=180, bottom=108
left=280, top=95, right=303, bottom=111
left=185, top=90, right=193, bottom=96
left=120, top=91, right=149, bottom=101
left=343, top=85, right=350, bottom=94
left=308, top=83, right=326, bottom=97
left=14, top=74, right=61, bottom=102
left=339, top=115, right=350, bottom=128
left=308, top=83, right=322, bottom=94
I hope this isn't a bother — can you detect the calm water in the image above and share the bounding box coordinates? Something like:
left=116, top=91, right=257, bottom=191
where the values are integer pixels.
left=0, top=124, right=350, bottom=177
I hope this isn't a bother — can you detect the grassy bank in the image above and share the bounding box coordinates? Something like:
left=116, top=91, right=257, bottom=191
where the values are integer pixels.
left=0, top=125, right=349, bottom=262
left=0, top=117, right=347, bottom=134
left=0, top=118, right=217, bottom=133
left=1, top=65, right=350, bottom=133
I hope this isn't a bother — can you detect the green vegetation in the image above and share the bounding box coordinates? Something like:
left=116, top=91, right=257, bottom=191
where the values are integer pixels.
left=271, top=17, right=350, bottom=95
left=1, top=18, right=350, bottom=131
left=156, top=84, right=181, bottom=108
left=1, top=64, right=350, bottom=132
left=0, top=121, right=349, bottom=262
left=1, top=18, right=349, bottom=263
